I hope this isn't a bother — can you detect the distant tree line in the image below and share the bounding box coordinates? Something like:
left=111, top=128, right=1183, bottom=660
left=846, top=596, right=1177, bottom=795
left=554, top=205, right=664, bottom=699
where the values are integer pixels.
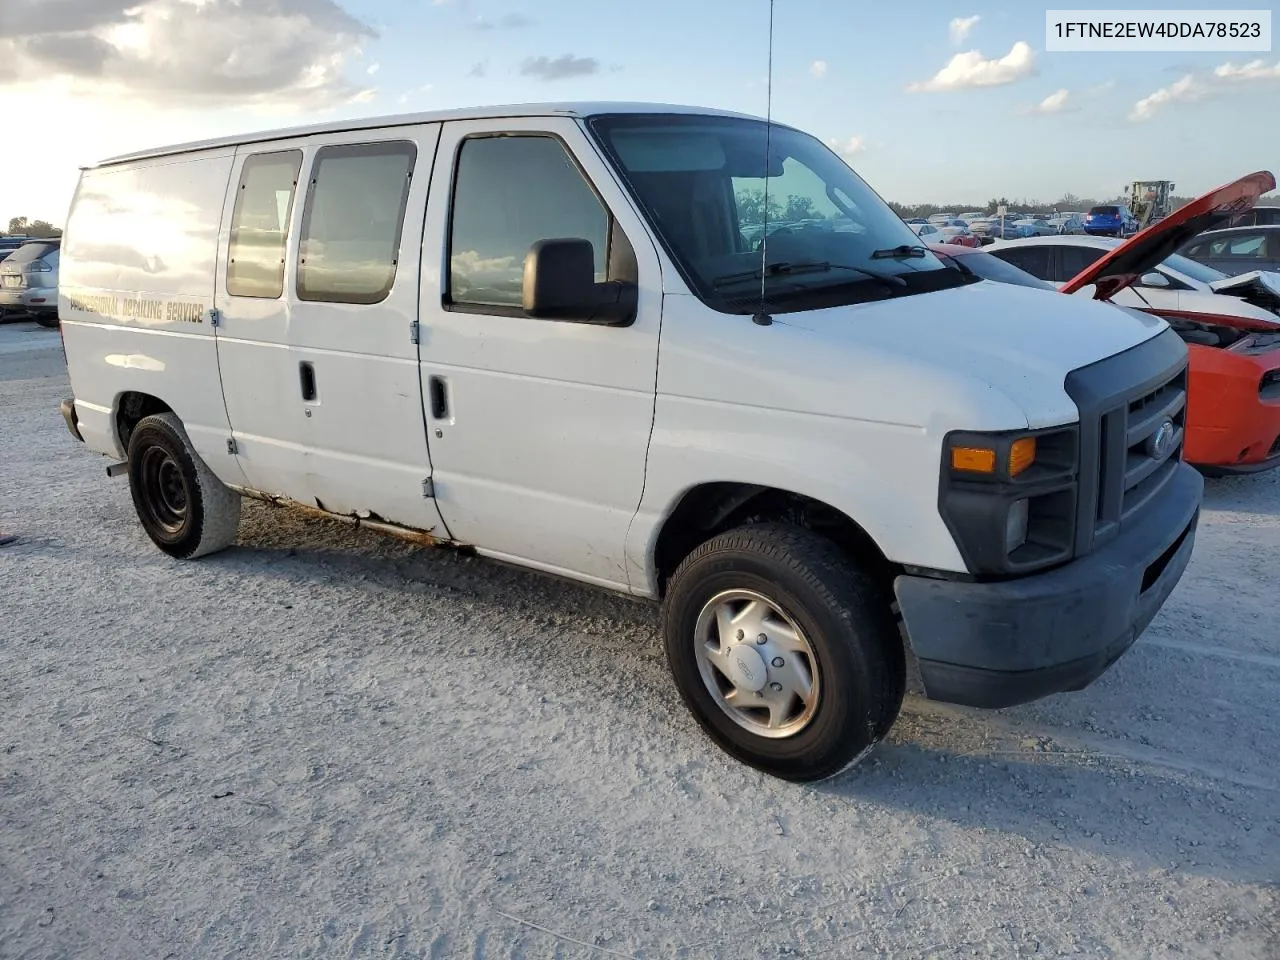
left=3, top=216, right=62, bottom=238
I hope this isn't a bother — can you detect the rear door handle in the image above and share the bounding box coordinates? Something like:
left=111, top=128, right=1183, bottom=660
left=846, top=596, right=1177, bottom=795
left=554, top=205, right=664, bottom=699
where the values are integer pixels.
left=428, top=375, right=449, bottom=420
left=299, top=361, right=317, bottom=401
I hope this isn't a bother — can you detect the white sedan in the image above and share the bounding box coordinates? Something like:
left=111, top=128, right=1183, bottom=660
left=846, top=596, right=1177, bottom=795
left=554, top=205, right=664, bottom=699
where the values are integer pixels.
left=983, top=234, right=1280, bottom=322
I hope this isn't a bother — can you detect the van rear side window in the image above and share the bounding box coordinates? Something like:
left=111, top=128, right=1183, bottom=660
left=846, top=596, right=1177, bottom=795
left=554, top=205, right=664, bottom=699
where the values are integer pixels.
left=297, top=141, right=417, bottom=305
left=228, top=150, right=302, bottom=298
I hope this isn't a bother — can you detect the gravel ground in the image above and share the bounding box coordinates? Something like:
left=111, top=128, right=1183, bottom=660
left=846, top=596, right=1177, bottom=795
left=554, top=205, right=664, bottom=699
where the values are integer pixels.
left=2, top=319, right=1278, bottom=959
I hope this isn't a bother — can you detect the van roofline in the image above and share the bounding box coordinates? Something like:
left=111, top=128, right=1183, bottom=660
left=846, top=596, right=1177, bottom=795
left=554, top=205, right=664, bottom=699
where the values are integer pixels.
left=92, top=101, right=775, bottom=168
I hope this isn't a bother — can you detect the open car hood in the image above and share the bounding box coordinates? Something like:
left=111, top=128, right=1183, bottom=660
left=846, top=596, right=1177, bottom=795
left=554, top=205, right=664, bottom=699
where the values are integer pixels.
left=1060, top=171, right=1277, bottom=300
left=1207, top=270, right=1280, bottom=316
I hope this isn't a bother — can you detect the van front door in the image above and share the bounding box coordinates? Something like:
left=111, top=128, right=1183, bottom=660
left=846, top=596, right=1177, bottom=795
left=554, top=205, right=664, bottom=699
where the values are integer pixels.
left=214, top=125, right=448, bottom=536
left=416, top=118, right=663, bottom=590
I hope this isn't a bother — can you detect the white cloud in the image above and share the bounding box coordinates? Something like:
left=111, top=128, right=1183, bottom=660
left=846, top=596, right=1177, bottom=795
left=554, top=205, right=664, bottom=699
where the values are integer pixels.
left=520, top=54, right=600, bottom=81
left=907, top=41, right=1035, bottom=92
left=1129, top=73, right=1206, bottom=121
left=1214, top=59, right=1280, bottom=82
left=1027, top=88, right=1070, bottom=114
left=0, top=0, right=376, bottom=110
left=949, top=15, right=981, bottom=45
left=827, top=136, right=866, bottom=160
left=396, top=83, right=435, bottom=106
left=367, top=62, right=380, bottom=75
left=1128, top=58, right=1280, bottom=121
left=1087, top=80, right=1114, bottom=96
left=809, top=59, right=828, bottom=79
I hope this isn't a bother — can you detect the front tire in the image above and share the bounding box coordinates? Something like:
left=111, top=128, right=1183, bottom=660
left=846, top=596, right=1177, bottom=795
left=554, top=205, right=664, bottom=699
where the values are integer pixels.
left=661, top=523, right=904, bottom=782
left=126, top=413, right=241, bottom=559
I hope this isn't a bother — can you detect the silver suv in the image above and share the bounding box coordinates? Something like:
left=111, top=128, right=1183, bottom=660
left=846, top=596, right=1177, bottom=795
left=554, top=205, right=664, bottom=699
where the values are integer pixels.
left=0, top=238, right=60, bottom=327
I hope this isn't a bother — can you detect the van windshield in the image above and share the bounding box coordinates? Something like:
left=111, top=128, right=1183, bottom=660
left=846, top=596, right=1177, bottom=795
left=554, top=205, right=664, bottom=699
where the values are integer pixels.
left=587, top=114, right=975, bottom=314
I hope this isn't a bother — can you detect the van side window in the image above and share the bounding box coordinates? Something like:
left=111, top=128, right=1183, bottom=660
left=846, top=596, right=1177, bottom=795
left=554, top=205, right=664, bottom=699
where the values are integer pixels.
left=227, top=150, right=302, bottom=298
left=297, top=141, right=417, bottom=305
left=448, top=135, right=617, bottom=311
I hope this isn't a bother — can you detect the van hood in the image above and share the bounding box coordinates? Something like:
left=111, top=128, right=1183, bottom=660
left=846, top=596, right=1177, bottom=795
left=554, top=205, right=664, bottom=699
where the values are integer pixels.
left=795, top=279, right=1167, bottom=429
left=1062, top=170, right=1277, bottom=300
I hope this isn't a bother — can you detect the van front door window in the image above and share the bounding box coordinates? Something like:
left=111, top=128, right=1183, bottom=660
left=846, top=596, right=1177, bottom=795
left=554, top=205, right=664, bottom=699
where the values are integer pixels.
left=447, top=135, right=609, bottom=309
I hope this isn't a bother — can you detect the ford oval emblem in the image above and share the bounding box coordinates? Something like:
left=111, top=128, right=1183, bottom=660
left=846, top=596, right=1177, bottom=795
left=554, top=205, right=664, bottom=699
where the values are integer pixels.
left=1147, top=420, right=1176, bottom=461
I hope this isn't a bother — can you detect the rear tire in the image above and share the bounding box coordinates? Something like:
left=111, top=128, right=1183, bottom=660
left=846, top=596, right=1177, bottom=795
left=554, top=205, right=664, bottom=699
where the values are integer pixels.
left=35, top=313, right=60, bottom=329
left=661, top=523, right=904, bottom=782
left=126, top=413, right=241, bottom=559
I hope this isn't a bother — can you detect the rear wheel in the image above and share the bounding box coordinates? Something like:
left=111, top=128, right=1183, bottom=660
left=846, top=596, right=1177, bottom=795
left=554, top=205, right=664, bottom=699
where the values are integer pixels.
left=34, top=312, right=60, bottom=329
left=662, top=523, right=904, bottom=782
left=126, top=413, right=241, bottom=559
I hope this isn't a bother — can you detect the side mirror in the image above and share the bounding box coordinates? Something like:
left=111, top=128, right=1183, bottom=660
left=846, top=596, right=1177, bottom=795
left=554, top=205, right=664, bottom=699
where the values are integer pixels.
left=1139, top=271, right=1170, bottom=288
left=522, top=238, right=636, bottom=325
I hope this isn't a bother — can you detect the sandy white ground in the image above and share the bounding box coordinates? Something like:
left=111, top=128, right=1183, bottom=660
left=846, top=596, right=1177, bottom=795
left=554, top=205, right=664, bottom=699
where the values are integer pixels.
left=1, top=320, right=1277, bottom=959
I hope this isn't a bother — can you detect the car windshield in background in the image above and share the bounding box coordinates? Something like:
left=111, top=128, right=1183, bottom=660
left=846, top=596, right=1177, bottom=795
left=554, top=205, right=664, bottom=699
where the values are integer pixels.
left=587, top=114, right=974, bottom=314
left=1089, top=206, right=1119, bottom=216
left=958, top=251, right=1057, bottom=290
left=4, top=241, right=58, bottom=264
left=1162, top=253, right=1227, bottom=285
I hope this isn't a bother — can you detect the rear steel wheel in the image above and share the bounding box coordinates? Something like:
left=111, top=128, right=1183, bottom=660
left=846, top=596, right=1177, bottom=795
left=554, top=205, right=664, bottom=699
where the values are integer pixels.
left=127, top=413, right=241, bottom=559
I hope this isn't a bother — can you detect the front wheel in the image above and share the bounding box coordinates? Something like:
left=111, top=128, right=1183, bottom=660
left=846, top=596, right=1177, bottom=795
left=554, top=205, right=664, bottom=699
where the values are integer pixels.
left=662, top=523, right=904, bottom=782
left=126, top=413, right=241, bottom=559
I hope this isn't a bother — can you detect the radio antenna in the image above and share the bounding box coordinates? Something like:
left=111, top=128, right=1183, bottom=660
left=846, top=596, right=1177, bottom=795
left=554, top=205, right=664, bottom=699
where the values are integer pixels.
left=752, top=0, right=776, bottom=327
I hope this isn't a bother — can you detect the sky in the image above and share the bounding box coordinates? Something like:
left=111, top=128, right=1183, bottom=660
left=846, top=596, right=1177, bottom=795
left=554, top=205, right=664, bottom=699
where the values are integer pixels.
left=2, top=0, right=1278, bottom=226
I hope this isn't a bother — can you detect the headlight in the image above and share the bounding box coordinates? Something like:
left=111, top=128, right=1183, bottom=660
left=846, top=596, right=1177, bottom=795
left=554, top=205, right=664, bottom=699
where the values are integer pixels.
left=940, top=426, right=1079, bottom=577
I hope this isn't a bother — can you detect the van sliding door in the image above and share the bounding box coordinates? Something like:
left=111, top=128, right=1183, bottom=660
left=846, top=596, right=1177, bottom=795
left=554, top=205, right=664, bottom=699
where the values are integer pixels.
left=214, top=124, right=448, bottom=538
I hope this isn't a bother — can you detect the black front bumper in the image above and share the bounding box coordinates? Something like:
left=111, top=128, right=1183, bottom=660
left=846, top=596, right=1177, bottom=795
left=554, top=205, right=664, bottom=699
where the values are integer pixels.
left=894, top=462, right=1203, bottom=708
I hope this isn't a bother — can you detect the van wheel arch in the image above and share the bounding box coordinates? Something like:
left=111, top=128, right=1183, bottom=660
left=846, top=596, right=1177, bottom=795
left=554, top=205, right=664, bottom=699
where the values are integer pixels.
left=652, top=483, right=894, bottom=597
left=115, top=392, right=173, bottom=453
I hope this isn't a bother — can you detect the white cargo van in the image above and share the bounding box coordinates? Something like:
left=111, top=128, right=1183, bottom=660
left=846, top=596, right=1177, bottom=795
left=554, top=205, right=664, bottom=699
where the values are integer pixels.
left=57, top=103, right=1202, bottom=780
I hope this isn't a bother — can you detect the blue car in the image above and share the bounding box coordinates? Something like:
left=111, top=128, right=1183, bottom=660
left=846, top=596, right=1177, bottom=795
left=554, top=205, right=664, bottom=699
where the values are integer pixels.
left=1082, top=204, right=1136, bottom=237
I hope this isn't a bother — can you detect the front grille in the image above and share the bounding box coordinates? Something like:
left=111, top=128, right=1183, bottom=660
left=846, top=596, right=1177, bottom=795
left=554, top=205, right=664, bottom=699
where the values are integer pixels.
left=1065, top=329, right=1189, bottom=557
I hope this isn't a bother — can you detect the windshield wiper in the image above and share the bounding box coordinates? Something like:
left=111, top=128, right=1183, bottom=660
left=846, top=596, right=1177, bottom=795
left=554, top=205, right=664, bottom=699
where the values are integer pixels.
left=711, top=259, right=906, bottom=288
left=870, top=244, right=929, bottom=260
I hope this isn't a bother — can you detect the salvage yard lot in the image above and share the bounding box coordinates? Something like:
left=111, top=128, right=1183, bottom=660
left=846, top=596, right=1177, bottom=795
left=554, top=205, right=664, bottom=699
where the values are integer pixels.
left=1, top=320, right=1277, bottom=959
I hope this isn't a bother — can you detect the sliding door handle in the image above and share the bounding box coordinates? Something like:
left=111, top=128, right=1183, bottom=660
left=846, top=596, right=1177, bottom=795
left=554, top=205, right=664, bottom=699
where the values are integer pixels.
left=299, top=361, right=317, bottom=401
left=428, top=375, right=449, bottom=420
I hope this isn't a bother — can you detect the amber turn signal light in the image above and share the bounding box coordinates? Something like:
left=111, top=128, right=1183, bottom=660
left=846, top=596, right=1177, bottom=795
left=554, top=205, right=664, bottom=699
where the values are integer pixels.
left=1009, top=437, right=1037, bottom=476
left=950, top=446, right=997, bottom=473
